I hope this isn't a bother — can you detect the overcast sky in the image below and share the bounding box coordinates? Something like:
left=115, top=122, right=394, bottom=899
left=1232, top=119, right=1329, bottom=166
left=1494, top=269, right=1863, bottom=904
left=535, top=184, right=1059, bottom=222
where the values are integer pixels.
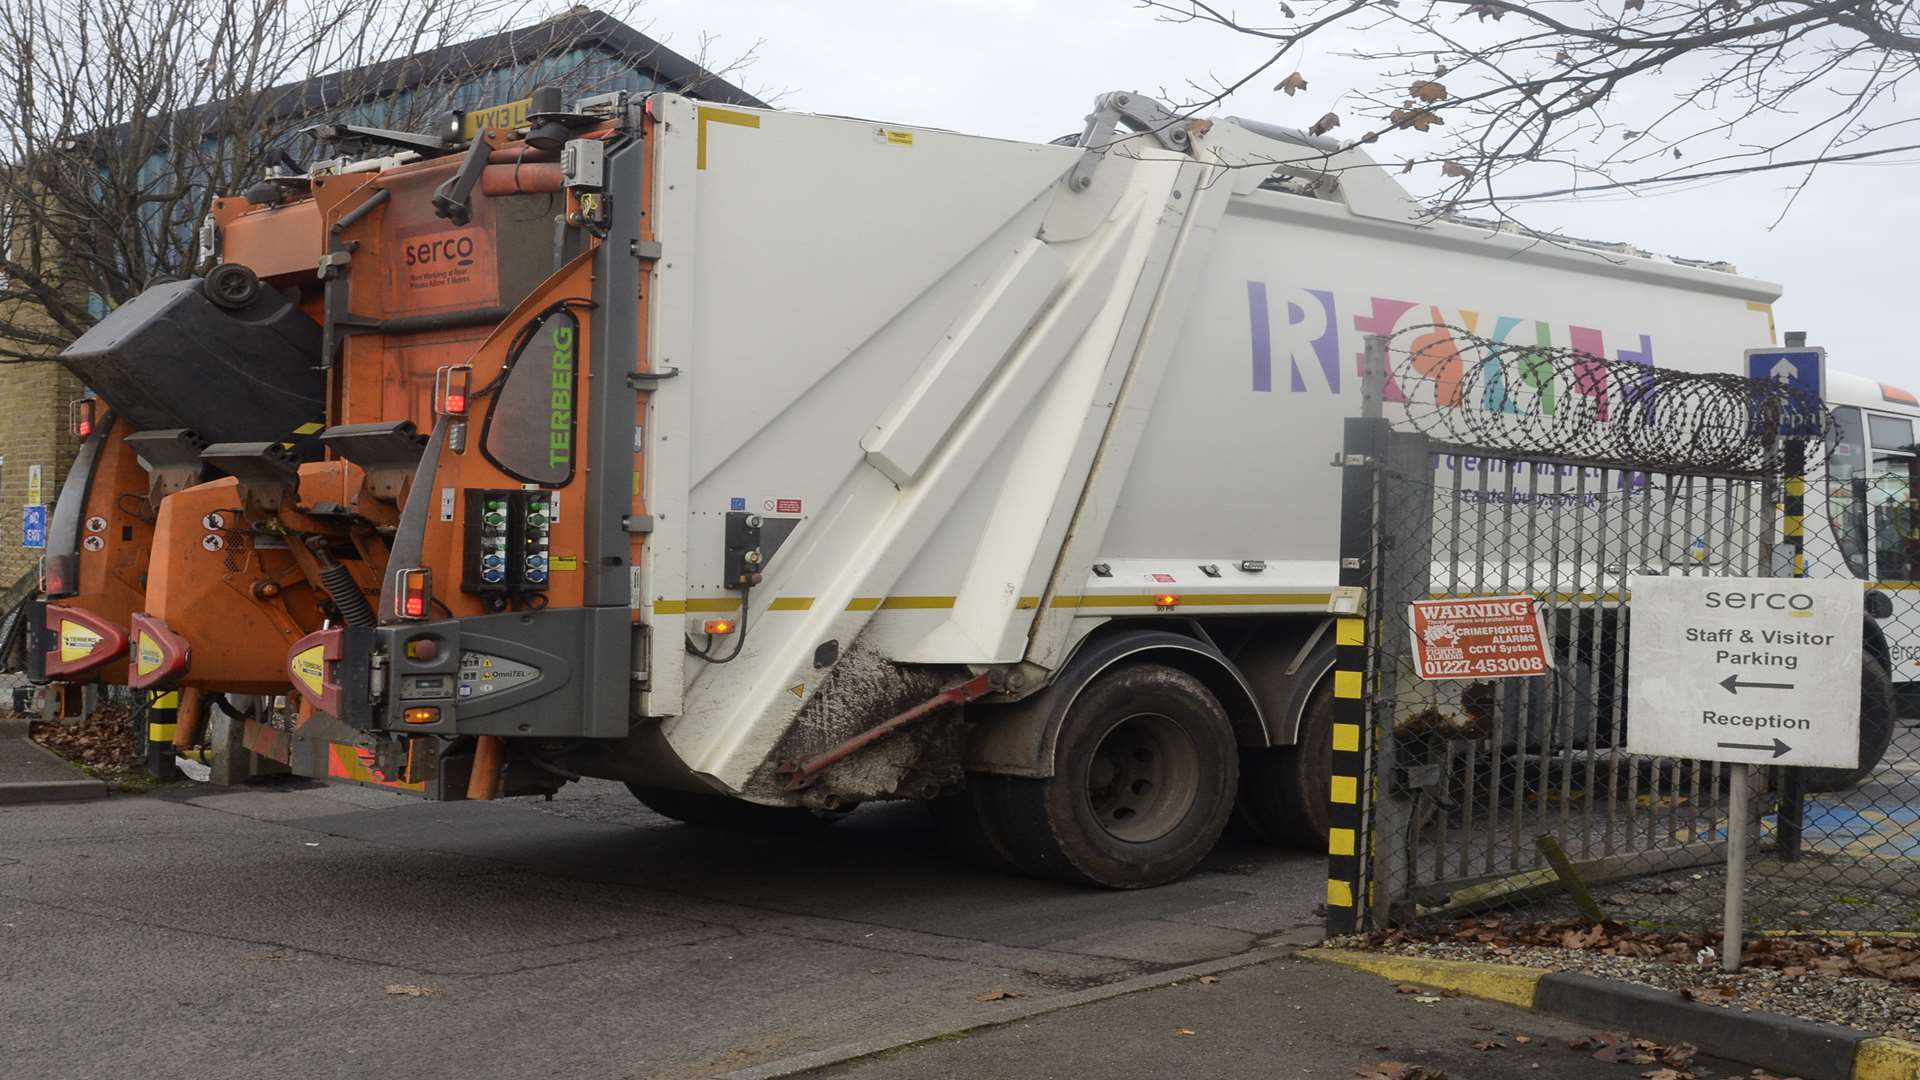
left=642, top=0, right=1915, bottom=390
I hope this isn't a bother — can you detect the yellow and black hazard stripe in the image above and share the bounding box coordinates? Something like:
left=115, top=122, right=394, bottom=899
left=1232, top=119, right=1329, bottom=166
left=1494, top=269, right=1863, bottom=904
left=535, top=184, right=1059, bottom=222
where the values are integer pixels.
left=1326, top=615, right=1368, bottom=932
left=1782, top=440, right=1806, bottom=578
left=1325, top=416, right=1387, bottom=935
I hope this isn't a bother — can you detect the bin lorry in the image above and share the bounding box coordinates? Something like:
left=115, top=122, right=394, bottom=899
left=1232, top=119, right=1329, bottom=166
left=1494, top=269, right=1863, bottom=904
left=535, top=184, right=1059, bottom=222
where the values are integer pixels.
left=28, top=87, right=1876, bottom=888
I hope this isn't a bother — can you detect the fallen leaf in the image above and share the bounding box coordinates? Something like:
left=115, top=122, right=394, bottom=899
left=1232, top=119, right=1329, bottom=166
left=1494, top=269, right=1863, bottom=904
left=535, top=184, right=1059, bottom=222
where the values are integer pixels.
left=1473, top=1040, right=1505, bottom=1051
left=1175, top=1027, right=1196, bottom=1037
left=383, top=984, right=435, bottom=997
left=1397, top=984, right=1422, bottom=994
left=1413, top=995, right=1442, bottom=1005
left=975, top=989, right=1023, bottom=1002
left=1438, top=988, right=1461, bottom=998
left=1198, top=975, right=1220, bottom=985
left=1277, top=71, right=1309, bottom=97
left=1641, top=1070, right=1686, bottom=1080
left=1782, top=966, right=1808, bottom=978
left=1514, top=1035, right=1533, bottom=1045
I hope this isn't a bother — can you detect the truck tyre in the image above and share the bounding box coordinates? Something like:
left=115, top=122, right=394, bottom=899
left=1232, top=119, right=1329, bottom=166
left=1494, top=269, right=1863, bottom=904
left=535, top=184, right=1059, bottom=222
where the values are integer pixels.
left=625, top=784, right=835, bottom=833
left=985, top=664, right=1238, bottom=889
left=1801, top=657, right=1897, bottom=794
left=929, top=776, right=1028, bottom=873
left=1232, top=636, right=1336, bottom=848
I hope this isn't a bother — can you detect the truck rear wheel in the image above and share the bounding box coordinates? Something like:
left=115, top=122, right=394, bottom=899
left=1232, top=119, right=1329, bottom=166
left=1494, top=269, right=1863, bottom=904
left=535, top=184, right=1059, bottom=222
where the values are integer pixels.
left=1232, top=636, right=1336, bottom=848
left=983, top=664, right=1238, bottom=889
left=625, top=784, right=835, bottom=833
left=1801, top=657, right=1897, bottom=794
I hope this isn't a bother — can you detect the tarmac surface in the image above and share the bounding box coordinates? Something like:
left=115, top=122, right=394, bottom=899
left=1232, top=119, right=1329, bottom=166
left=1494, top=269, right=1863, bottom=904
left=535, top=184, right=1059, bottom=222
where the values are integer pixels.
left=2, top=776, right=1331, bottom=1079
left=0, top=775, right=1787, bottom=1079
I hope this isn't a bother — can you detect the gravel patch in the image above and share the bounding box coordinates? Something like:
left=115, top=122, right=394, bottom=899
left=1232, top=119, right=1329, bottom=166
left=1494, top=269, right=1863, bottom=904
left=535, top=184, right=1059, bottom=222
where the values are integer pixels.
left=1331, top=936, right=1920, bottom=1041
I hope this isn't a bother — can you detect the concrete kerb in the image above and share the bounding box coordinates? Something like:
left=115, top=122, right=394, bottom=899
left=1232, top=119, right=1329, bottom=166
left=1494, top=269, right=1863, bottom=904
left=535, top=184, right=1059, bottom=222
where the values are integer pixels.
left=718, top=935, right=1319, bottom=1080
left=1305, top=948, right=1918, bottom=1080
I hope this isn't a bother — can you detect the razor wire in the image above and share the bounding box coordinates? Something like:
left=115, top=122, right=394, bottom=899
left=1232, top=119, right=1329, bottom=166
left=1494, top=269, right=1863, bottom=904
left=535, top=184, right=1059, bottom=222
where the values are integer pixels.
left=1384, top=324, right=1832, bottom=476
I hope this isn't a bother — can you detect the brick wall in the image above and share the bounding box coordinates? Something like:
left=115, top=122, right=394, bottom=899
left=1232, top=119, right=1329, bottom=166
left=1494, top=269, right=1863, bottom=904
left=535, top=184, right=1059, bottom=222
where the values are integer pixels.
left=0, top=357, right=82, bottom=586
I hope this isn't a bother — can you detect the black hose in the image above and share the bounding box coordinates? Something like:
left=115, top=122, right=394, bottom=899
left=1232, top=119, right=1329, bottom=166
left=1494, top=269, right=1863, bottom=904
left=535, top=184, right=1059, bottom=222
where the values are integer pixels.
left=320, top=561, right=376, bottom=627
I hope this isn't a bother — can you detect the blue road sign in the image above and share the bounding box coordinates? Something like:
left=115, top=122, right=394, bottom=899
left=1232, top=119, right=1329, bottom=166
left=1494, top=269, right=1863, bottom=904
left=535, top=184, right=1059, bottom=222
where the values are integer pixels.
left=21, top=505, right=46, bottom=549
left=1745, top=346, right=1826, bottom=437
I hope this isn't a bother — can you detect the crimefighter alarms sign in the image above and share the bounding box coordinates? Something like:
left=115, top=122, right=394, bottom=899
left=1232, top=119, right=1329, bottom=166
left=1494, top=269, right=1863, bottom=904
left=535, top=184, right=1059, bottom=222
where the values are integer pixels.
left=1408, top=595, right=1552, bottom=680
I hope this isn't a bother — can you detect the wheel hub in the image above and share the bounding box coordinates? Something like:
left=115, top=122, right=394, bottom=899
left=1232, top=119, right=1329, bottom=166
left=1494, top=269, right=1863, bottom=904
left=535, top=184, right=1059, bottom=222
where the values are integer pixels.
left=1085, top=711, right=1200, bottom=843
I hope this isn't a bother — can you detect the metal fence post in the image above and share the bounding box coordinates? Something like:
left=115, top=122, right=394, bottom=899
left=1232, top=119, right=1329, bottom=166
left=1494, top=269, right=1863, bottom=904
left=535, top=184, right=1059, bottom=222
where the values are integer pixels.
left=1777, top=437, right=1807, bottom=862
left=1328, top=416, right=1389, bottom=935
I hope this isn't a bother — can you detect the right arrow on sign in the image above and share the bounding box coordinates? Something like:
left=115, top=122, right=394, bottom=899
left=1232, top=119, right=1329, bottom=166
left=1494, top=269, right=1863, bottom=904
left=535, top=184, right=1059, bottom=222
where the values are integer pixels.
left=1717, top=738, right=1793, bottom=758
left=1719, top=674, right=1794, bottom=695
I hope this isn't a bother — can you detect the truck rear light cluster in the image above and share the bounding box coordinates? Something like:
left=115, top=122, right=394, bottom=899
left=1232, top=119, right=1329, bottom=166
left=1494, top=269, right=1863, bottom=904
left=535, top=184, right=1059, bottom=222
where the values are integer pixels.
left=393, top=567, right=432, bottom=620
left=462, top=489, right=553, bottom=598
left=435, top=364, right=473, bottom=418
left=70, top=399, right=97, bottom=438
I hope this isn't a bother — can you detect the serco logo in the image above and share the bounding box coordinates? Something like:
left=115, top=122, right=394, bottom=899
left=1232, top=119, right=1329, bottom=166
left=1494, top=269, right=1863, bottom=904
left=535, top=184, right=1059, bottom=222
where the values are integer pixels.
left=405, top=235, right=476, bottom=267
left=1705, top=590, right=1816, bottom=611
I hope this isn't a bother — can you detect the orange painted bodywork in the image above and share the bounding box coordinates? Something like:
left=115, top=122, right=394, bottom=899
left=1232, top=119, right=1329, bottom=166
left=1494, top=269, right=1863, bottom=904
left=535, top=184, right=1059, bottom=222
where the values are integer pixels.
left=50, top=410, right=157, bottom=683
left=141, top=462, right=385, bottom=692
left=53, top=115, right=657, bottom=724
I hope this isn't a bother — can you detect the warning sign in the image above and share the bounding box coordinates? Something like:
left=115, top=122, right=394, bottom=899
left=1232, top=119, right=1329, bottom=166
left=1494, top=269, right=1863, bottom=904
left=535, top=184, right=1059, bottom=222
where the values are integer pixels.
left=1408, top=595, right=1552, bottom=680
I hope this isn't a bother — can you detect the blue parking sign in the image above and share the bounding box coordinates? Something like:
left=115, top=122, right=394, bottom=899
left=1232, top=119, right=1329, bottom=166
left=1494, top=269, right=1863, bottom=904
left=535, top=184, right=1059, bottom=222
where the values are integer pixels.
left=1746, top=347, right=1825, bottom=438
left=22, top=505, right=46, bottom=549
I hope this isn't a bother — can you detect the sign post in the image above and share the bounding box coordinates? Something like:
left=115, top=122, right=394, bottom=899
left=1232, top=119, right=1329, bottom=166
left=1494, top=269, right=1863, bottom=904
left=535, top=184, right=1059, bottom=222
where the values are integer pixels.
left=1626, top=574, right=1862, bottom=970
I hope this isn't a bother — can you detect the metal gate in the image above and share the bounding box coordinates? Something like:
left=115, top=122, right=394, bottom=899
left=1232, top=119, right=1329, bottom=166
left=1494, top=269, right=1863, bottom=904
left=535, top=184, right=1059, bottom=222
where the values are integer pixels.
left=1325, top=330, right=1821, bottom=934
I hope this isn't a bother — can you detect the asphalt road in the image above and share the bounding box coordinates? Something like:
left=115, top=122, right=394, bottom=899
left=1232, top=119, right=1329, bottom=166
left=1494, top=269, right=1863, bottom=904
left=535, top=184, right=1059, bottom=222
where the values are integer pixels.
left=0, top=776, right=1328, bottom=1080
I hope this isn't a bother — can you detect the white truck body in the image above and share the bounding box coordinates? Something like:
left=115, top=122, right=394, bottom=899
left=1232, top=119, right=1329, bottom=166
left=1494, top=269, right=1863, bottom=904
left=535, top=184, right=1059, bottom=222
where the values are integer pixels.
left=632, top=94, right=1782, bottom=792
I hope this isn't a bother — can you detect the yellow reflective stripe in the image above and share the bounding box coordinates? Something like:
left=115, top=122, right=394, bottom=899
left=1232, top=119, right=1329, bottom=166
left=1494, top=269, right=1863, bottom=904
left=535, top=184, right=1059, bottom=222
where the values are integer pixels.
left=150, top=691, right=180, bottom=709
left=1330, top=775, right=1357, bottom=804
left=1333, top=671, right=1362, bottom=699
left=1783, top=515, right=1804, bottom=537
left=1785, top=477, right=1807, bottom=498
left=1053, top=593, right=1332, bottom=609
left=147, top=722, right=177, bottom=742
left=766, top=597, right=814, bottom=611
left=1329, top=827, right=1356, bottom=857
left=876, top=596, right=955, bottom=610
left=1016, top=596, right=1040, bottom=609
left=1336, top=618, right=1364, bottom=646
left=652, top=600, right=686, bottom=615
left=292, top=421, right=324, bottom=436
left=696, top=106, right=761, bottom=169
left=1327, top=879, right=1355, bottom=907
left=1332, top=722, right=1361, bottom=753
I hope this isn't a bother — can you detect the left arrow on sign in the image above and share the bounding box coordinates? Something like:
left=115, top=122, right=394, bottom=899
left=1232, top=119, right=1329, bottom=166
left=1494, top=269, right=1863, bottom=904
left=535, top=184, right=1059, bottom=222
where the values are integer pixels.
left=1719, top=674, right=1794, bottom=695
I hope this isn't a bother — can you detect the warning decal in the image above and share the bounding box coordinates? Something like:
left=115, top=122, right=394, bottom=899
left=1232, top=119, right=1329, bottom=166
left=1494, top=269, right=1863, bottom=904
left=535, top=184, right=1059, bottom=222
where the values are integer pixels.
left=1408, top=595, right=1552, bottom=680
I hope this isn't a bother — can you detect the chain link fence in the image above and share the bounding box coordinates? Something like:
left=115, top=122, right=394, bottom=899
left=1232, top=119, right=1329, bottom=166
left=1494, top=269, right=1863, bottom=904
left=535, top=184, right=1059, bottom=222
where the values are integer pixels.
left=1330, top=328, right=1920, bottom=939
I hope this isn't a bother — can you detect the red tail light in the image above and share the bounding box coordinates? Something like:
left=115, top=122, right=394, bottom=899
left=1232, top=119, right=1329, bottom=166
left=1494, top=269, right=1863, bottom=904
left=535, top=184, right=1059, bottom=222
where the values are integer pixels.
left=393, top=567, right=432, bottom=620
left=70, top=398, right=97, bottom=438
left=435, top=365, right=473, bottom=418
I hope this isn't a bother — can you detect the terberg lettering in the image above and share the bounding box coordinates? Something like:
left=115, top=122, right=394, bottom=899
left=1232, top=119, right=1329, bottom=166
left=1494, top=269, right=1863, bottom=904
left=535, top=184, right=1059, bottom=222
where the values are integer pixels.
left=549, top=325, right=575, bottom=469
